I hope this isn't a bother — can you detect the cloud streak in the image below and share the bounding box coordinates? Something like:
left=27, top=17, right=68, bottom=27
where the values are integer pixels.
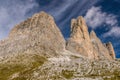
left=54, top=0, right=101, bottom=28
left=103, top=27, right=120, bottom=38
left=0, top=0, right=101, bottom=39
left=84, top=6, right=120, bottom=38
left=0, top=0, right=38, bottom=39
left=84, top=6, right=118, bottom=29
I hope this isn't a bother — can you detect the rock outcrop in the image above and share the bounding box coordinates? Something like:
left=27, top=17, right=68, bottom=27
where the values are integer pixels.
left=0, top=11, right=65, bottom=57
left=66, top=17, right=96, bottom=59
left=66, top=16, right=115, bottom=60
left=90, top=31, right=112, bottom=60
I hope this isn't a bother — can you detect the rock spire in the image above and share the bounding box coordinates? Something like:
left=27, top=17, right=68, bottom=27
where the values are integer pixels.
left=66, top=16, right=116, bottom=60
left=66, top=16, right=96, bottom=59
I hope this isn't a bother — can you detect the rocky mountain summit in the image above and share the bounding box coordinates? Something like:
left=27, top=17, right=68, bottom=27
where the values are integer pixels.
left=66, top=16, right=114, bottom=60
left=0, top=11, right=65, bottom=57
left=0, top=11, right=120, bottom=80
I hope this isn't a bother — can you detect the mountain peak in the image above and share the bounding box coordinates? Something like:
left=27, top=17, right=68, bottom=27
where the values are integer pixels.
left=77, top=16, right=86, bottom=26
left=67, top=16, right=95, bottom=59
left=9, top=11, right=54, bottom=37
left=90, top=30, right=97, bottom=38
left=0, top=12, right=116, bottom=60
left=32, top=11, right=53, bottom=20
left=67, top=16, right=116, bottom=60
left=1, top=11, right=65, bottom=57
left=70, top=16, right=89, bottom=41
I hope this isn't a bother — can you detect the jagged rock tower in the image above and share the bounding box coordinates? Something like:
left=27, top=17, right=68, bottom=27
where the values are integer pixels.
left=66, top=17, right=96, bottom=59
left=90, top=31, right=113, bottom=60
left=66, top=16, right=115, bottom=60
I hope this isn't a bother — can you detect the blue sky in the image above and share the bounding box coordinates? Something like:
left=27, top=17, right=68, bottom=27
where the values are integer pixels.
left=0, top=0, right=120, bottom=58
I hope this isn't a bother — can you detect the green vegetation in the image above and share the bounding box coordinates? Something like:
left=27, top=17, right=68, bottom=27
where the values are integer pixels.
left=62, top=70, right=74, bottom=79
left=0, top=54, right=47, bottom=80
left=0, top=64, right=25, bottom=80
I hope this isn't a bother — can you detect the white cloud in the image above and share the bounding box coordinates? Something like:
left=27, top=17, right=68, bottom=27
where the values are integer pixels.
left=103, top=27, right=120, bottom=38
left=58, top=0, right=101, bottom=28
left=0, top=0, right=38, bottom=40
left=84, top=6, right=118, bottom=29
left=84, top=6, right=120, bottom=38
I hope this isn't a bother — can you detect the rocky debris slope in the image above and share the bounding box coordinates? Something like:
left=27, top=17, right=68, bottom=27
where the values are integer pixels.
left=0, top=11, right=119, bottom=80
left=0, top=53, right=120, bottom=80
left=66, top=16, right=115, bottom=60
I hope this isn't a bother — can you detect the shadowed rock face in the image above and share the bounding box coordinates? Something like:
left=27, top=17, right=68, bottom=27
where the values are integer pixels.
left=105, top=42, right=116, bottom=59
left=0, top=11, right=65, bottom=57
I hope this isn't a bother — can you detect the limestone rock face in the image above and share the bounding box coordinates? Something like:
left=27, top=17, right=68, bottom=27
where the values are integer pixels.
left=90, top=31, right=112, bottom=60
left=0, top=11, right=65, bottom=57
left=105, top=42, right=116, bottom=59
left=70, top=16, right=90, bottom=41
left=66, top=16, right=96, bottom=59
left=66, top=16, right=115, bottom=60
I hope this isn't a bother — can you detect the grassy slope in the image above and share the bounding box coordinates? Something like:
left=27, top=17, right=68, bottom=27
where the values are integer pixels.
left=0, top=53, right=47, bottom=80
left=0, top=53, right=120, bottom=80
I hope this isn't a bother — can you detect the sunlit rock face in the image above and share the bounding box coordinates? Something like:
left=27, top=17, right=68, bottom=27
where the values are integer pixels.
left=66, top=16, right=96, bottom=59
left=66, top=16, right=115, bottom=60
left=0, top=11, right=65, bottom=57
left=0, top=11, right=116, bottom=60
left=90, top=31, right=113, bottom=60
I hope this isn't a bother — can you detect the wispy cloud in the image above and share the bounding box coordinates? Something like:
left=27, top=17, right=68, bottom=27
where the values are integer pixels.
left=84, top=6, right=120, bottom=38
left=56, top=0, right=101, bottom=28
left=48, top=0, right=78, bottom=19
left=0, top=0, right=38, bottom=39
left=84, top=6, right=117, bottom=29
left=103, top=27, right=120, bottom=38
left=0, top=0, right=101, bottom=39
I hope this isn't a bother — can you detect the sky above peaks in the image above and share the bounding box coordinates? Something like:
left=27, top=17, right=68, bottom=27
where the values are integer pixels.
left=0, top=0, right=120, bottom=58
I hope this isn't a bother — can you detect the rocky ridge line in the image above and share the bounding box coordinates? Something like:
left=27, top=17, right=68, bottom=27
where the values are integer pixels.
left=0, top=12, right=116, bottom=60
